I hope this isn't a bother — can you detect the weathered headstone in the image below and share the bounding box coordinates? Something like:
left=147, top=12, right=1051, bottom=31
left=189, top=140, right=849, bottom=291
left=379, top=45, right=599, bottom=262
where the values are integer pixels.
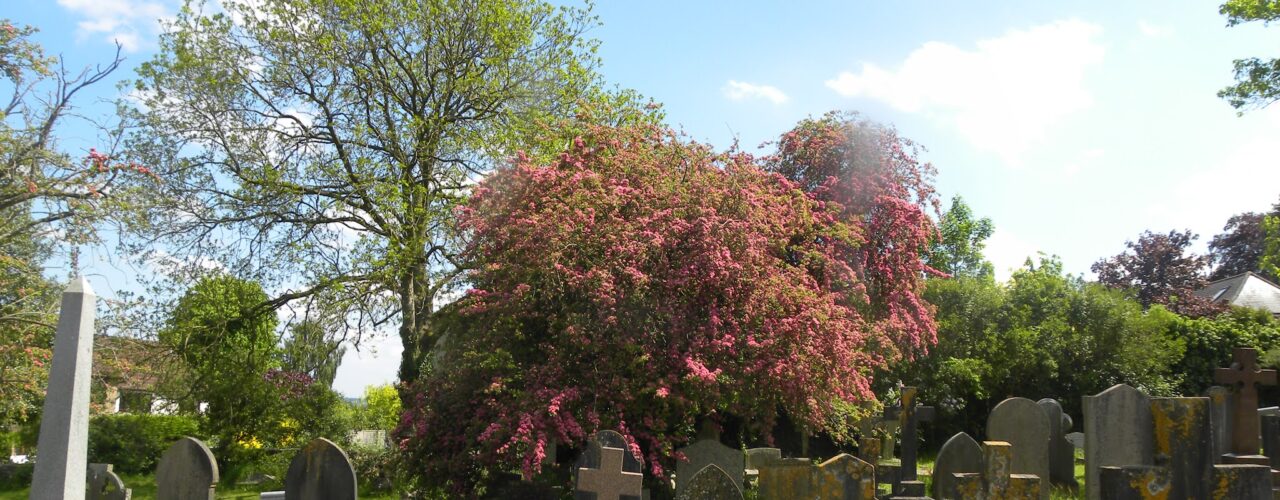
left=951, top=441, right=1041, bottom=500
left=986, top=397, right=1050, bottom=500
left=156, top=437, right=219, bottom=500
left=575, top=430, right=642, bottom=500
left=815, top=454, right=876, bottom=500
left=675, top=434, right=742, bottom=496
left=931, top=432, right=982, bottom=500
left=1150, top=397, right=1213, bottom=500
left=757, top=458, right=812, bottom=500
left=30, top=278, right=96, bottom=500
left=856, top=437, right=880, bottom=466
left=1064, top=432, right=1084, bottom=450
left=1083, top=384, right=1152, bottom=500
left=745, top=447, right=780, bottom=472
left=1205, top=385, right=1234, bottom=462
left=1214, top=347, right=1277, bottom=465
left=676, top=464, right=742, bottom=500
left=1210, top=463, right=1274, bottom=499
left=575, top=444, right=643, bottom=500
left=1097, top=465, right=1170, bottom=500
left=1262, top=414, right=1280, bottom=468
left=86, top=464, right=130, bottom=500
left=1036, top=398, right=1077, bottom=490
left=284, top=438, right=357, bottom=500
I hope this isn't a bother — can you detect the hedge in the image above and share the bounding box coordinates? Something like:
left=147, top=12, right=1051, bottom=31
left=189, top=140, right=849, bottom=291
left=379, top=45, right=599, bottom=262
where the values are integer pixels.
left=88, top=414, right=201, bottom=474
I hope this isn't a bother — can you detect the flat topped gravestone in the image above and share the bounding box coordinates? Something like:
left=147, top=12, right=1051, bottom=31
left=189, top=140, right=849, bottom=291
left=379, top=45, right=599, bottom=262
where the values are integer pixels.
left=1205, top=385, right=1234, bottom=461
left=931, top=432, right=981, bottom=500
left=575, top=430, right=642, bottom=500
left=284, top=438, right=357, bottom=500
left=986, top=397, right=1050, bottom=500
left=1083, top=384, right=1152, bottom=500
left=675, top=426, right=743, bottom=496
left=156, top=437, right=219, bottom=500
left=87, top=464, right=130, bottom=500
left=1150, top=397, right=1212, bottom=500
left=30, top=278, right=96, bottom=500
left=1215, top=347, right=1277, bottom=465
left=951, top=441, right=1041, bottom=500
left=676, top=464, right=742, bottom=500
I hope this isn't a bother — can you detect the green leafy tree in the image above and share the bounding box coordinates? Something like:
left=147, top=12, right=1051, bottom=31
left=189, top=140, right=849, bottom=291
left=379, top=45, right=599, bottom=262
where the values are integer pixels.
left=126, top=0, right=658, bottom=391
left=159, top=274, right=280, bottom=461
left=358, top=384, right=402, bottom=431
left=927, top=195, right=994, bottom=280
left=281, top=319, right=345, bottom=389
left=1219, top=0, right=1280, bottom=111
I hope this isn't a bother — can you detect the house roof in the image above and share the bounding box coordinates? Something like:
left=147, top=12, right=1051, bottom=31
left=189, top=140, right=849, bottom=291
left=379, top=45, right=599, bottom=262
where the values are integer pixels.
left=1194, top=272, right=1280, bottom=314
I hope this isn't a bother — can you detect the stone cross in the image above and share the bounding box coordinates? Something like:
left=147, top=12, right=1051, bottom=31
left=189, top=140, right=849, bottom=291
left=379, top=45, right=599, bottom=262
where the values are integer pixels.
left=882, top=386, right=934, bottom=484
left=1214, top=347, right=1277, bottom=458
left=30, top=278, right=96, bottom=500
left=576, top=445, right=643, bottom=500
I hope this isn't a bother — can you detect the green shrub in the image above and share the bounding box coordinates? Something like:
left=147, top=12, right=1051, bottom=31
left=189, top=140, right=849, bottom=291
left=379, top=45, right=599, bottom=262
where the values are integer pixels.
left=88, top=413, right=201, bottom=474
left=0, top=463, right=34, bottom=490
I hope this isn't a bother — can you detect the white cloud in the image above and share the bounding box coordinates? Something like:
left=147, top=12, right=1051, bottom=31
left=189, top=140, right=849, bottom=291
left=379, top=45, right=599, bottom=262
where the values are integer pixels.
left=58, top=0, right=169, bottom=52
left=825, top=20, right=1105, bottom=166
left=1138, top=20, right=1173, bottom=38
left=985, top=229, right=1040, bottom=282
left=722, top=80, right=790, bottom=105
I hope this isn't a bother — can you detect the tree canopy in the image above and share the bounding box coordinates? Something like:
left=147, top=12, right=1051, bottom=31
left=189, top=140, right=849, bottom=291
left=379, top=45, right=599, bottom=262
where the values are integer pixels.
left=1219, top=0, right=1280, bottom=111
left=927, top=196, right=995, bottom=280
left=1091, top=229, right=1222, bottom=317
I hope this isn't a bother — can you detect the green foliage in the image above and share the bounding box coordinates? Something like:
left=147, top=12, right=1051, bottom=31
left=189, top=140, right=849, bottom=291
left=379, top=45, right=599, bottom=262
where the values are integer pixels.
left=1219, top=0, right=1280, bottom=111
left=927, top=196, right=994, bottom=280
left=356, top=384, right=402, bottom=431
left=87, top=414, right=201, bottom=474
left=1260, top=214, right=1280, bottom=280
left=281, top=320, right=345, bottom=389
left=897, top=256, right=1185, bottom=439
left=1168, top=307, right=1280, bottom=395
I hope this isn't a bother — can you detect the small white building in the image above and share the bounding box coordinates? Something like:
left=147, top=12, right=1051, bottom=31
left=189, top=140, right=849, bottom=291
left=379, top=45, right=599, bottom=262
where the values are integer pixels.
left=1194, top=272, right=1280, bottom=317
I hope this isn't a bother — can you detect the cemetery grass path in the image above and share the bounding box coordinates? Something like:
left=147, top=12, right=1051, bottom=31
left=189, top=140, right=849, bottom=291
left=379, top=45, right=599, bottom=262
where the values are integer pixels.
left=0, top=472, right=400, bottom=499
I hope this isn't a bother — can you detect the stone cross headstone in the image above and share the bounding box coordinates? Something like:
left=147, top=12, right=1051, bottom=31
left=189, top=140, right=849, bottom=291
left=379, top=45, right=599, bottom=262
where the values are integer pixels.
left=985, top=397, right=1050, bottom=500
left=1211, top=463, right=1274, bottom=498
left=1098, top=465, right=1170, bottom=500
left=576, top=445, right=643, bottom=500
left=1083, top=384, right=1152, bottom=500
left=816, top=454, right=876, bottom=500
left=575, top=430, right=642, bottom=500
left=881, top=387, right=934, bottom=485
left=675, top=428, right=743, bottom=497
left=86, top=463, right=130, bottom=500
left=1205, top=385, right=1234, bottom=462
left=931, top=432, right=982, bottom=500
left=1214, top=347, right=1277, bottom=464
left=676, top=464, right=742, bottom=500
left=30, top=278, right=96, bottom=500
left=1150, top=397, right=1212, bottom=500
left=156, top=437, right=219, bottom=500
left=284, top=438, right=357, bottom=500
left=1036, top=398, right=1077, bottom=490
left=951, top=441, right=1041, bottom=500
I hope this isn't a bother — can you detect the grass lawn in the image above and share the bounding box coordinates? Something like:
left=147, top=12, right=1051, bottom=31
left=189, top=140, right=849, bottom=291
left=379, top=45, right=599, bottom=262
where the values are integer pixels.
left=0, top=472, right=400, bottom=500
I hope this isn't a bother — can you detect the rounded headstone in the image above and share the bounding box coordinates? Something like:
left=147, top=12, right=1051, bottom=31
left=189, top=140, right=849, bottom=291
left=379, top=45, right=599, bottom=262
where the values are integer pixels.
left=986, top=397, right=1050, bottom=500
left=156, top=437, right=219, bottom=500
left=285, top=438, right=357, bottom=500
left=931, top=432, right=982, bottom=499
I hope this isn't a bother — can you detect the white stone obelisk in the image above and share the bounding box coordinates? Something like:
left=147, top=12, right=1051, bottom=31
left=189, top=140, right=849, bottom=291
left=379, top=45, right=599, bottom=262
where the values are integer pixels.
left=30, top=277, right=96, bottom=500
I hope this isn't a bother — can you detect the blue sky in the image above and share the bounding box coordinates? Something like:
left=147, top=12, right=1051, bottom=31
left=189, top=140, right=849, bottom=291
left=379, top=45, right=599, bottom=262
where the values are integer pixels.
left=9, top=0, right=1280, bottom=396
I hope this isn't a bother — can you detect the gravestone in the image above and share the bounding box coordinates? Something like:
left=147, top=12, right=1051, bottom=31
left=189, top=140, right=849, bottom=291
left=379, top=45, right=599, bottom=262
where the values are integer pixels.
left=1205, top=385, right=1234, bottom=462
left=575, top=444, right=643, bottom=500
left=1263, top=414, right=1280, bottom=468
left=87, top=463, right=130, bottom=500
left=1097, top=465, right=1170, bottom=500
left=1036, top=398, right=1077, bottom=490
left=1150, top=397, right=1212, bottom=500
left=576, top=430, right=642, bottom=500
left=1083, top=384, right=1152, bottom=500
left=745, top=448, right=780, bottom=471
left=882, top=387, right=934, bottom=486
left=1214, top=347, right=1277, bottom=466
left=1064, top=432, right=1084, bottom=450
left=156, top=437, right=219, bottom=500
left=856, top=437, right=880, bottom=466
left=815, top=454, right=876, bottom=499
left=951, top=441, right=1041, bottom=500
left=284, top=438, right=357, bottom=500
left=986, top=397, right=1050, bottom=500
left=757, top=458, right=812, bottom=500
left=676, top=464, right=742, bottom=500
left=675, top=432, right=742, bottom=496
left=1210, top=463, right=1274, bottom=499
left=30, top=278, right=96, bottom=500
left=931, top=432, right=982, bottom=500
